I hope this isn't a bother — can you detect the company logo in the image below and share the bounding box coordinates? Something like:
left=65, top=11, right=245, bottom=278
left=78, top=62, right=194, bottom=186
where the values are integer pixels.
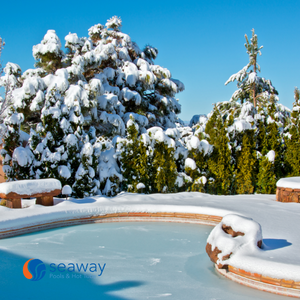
left=23, top=258, right=46, bottom=281
left=23, top=259, right=106, bottom=281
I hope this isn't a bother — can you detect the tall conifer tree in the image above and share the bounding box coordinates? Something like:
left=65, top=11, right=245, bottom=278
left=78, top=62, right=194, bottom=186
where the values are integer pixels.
left=225, top=29, right=278, bottom=108
left=285, top=88, right=300, bottom=176
left=235, top=130, right=256, bottom=194
left=206, top=106, right=232, bottom=195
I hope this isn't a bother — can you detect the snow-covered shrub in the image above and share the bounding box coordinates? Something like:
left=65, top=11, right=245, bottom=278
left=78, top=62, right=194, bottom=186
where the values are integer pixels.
left=117, top=118, right=149, bottom=193
left=0, top=111, right=31, bottom=181
left=256, top=150, right=276, bottom=194
left=98, top=137, right=122, bottom=196
left=117, top=120, right=178, bottom=193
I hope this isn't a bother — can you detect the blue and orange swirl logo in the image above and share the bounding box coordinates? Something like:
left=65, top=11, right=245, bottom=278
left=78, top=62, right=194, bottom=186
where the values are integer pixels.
left=23, top=259, right=46, bottom=281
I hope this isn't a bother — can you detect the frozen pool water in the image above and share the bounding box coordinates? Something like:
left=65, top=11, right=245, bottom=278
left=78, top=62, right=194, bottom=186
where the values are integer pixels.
left=0, top=222, right=291, bottom=300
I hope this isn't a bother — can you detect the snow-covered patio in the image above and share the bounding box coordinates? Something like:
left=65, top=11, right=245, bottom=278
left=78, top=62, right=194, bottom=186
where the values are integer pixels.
left=0, top=191, right=300, bottom=295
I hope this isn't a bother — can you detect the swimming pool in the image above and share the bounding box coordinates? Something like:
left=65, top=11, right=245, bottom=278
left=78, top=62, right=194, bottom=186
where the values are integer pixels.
left=0, top=222, right=290, bottom=299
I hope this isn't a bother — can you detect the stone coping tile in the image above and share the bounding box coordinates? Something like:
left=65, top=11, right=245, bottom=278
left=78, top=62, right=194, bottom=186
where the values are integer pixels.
left=217, top=266, right=300, bottom=298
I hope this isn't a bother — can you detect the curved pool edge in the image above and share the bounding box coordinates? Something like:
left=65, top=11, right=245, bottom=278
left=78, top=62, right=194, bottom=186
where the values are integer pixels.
left=0, top=211, right=299, bottom=298
left=216, top=265, right=300, bottom=298
left=0, top=212, right=221, bottom=239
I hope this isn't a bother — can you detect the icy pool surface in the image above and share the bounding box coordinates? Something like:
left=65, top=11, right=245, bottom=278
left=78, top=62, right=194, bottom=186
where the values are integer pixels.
left=0, top=222, right=290, bottom=300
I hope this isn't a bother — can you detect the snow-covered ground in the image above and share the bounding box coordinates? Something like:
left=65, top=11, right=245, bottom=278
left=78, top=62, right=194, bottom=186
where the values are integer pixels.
left=1, top=192, right=300, bottom=282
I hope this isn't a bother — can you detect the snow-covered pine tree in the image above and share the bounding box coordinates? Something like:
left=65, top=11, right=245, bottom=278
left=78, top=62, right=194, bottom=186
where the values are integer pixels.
left=28, top=86, right=76, bottom=185
left=0, top=16, right=184, bottom=196
left=0, top=61, right=22, bottom=121
left=72, top=141, right=99, bottom=198
left=118, top=117, right=150, bottom=193
left=98, top=137, right=122, bottom=196
left=117, top=122, right=179, bottom=194
left=265, top=98, right=284, bottom=179
left=221, top=29, right=289, bottom=194
left=33, top=30, right=65, bottom=74
left=184, top=157, right=200, bottom=186
left=184, top=135, right=211, bottom=192
left=205, top=106, right=232, bottom=195
left=256, top=150, right=277, bottom=194
left=0, top=110, right=34, bottom=181
left=152, top=139, right=177, bottom=193
left=235, top=130, right=256, bottom=194
left=285, top=87, right=300, bottom=176
left=225, top=29, right=278, bottom=108
left=256, top=116, right=268, bottom=155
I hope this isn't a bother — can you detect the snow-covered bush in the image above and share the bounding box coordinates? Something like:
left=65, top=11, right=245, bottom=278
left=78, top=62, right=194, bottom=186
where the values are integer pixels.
left=0, top=111, right=32, bottom=181
left=117, top=119, right=178, bottom=193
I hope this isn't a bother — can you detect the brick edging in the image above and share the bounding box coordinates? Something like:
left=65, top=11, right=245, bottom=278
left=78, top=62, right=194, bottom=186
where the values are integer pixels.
left=0, top=212, right=222, bottom=239
left=216, top=265, right=300, bottom=298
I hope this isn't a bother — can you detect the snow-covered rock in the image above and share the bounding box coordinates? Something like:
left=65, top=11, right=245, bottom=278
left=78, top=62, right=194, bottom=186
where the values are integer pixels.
left=206, top=214, right=262, bottom=269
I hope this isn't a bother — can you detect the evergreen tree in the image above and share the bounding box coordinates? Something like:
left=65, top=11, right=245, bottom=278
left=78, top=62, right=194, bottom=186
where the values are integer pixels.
left=285, top=87, right=300, bottom=176
left=256, top=150, right=277, bottom=194
left=29, top=86, right=73, bottom=183
left=118, top=118, right=151, bottom=193
left=28, top=84, right=100, bottom=197
left=256, top=117, right=268, bottom=155
left=225, top=29, right=278, bottom=108
left=118, top=120, right=178, bottom=193
left=205, top=106, right=232, bottom=195
left=184, top=157, right=200, bottom=183
left=152, top=141, right=177, bottom=193
left=33, top=30, right=65, bottom=74
left=0, top=61, right=22, bottom=121
left=0, top=108, right=36, bottom=181
left=235, top=130, right=256, bottom=194
left=1, top=16, right=185, bottom=197
left=186, top=150, right=207, bottom=192
left=72, top=141, right=99, bottom=198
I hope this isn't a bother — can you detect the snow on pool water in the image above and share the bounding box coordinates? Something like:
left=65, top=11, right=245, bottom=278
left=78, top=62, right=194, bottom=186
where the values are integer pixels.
left=0, top=222, right=290, bottom=300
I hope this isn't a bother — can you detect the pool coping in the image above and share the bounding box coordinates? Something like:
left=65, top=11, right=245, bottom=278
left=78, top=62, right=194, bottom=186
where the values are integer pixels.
left=216, top=265, right=300, bottom=298
left=0, top=211, right=299, bottom=298
left=0, top=212, right=221, bottom=239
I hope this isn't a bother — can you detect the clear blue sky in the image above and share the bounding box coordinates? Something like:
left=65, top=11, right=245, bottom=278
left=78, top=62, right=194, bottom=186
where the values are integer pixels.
left=1, top=0, right=300, bottom=121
